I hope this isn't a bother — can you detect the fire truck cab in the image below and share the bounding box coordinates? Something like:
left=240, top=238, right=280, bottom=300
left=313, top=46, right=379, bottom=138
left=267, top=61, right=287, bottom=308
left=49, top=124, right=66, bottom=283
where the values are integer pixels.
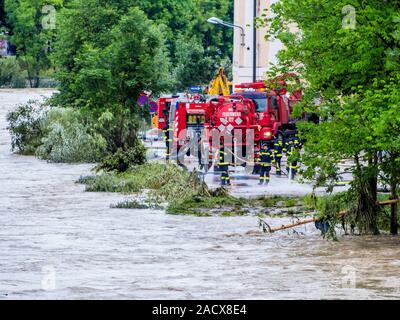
left=157, top=96, right=180, bottom=131
left=233, top=81, right=299, bottom=142
left=174, top=101, right=207, bottom=148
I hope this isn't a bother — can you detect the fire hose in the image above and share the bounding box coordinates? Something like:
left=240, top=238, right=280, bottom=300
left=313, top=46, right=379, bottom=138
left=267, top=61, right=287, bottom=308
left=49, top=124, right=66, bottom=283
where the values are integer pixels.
left=221, top=147, right=290, bottom=177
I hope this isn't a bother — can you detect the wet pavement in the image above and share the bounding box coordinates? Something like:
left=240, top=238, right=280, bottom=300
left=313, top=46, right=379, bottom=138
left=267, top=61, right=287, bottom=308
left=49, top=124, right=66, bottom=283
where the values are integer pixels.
left=144, top=140, right=351, bottom=198
left=1, top=89, right=400, bottom=300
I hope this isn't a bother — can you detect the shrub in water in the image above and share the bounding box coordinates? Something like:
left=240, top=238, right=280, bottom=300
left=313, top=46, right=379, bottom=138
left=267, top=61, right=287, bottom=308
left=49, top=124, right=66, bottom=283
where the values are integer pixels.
left=36, top=108, right=107, bottom=163
left=95, top=141, right=147, bottom=173
left=0, top=57, right=27, bottom=88
left=7, top=100, right=48, bottom=155
left=7, top=101, right=147, bottom=164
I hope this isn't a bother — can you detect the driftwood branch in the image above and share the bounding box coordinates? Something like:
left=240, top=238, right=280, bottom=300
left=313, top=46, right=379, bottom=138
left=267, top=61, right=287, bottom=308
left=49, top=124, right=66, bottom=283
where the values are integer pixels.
left=267, top=199, right=399, bottom=233
left=378, top=199, right=399, bottom=206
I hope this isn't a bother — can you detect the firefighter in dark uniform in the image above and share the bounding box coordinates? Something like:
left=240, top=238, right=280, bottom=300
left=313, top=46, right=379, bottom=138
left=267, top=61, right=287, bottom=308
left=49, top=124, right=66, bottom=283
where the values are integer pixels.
left=163, top=123, right=173, bottom=160
left=218, top=148, right=231, bottom=186
left=197, top=133, right=205, bottom=170
left=259, top=144, right=273, bottom=185
left=282, top=137, right=288, bottom=155
left=286, top=137, right=295, bottom=178
left=252, top=152, right=261, bottom=175
left=274, top=137, right=284, bottom=176
left=287, top=136, right=302, bottom=179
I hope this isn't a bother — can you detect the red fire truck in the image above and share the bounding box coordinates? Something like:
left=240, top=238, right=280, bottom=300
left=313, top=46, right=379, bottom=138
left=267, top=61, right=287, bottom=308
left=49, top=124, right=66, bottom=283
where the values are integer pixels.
left=155, top=76, right=302, bottom=167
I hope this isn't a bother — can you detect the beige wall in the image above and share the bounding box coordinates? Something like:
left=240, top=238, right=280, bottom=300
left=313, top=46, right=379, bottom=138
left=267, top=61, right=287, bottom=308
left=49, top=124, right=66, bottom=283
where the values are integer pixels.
left=233, top=0, right=283, bottom=85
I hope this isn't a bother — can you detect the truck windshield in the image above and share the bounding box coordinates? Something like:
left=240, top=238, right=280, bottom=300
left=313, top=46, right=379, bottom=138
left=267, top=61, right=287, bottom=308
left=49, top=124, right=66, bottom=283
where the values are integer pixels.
left=253, top=98, right=267, bottom=112
left=234, top=92, right=268, bottom=113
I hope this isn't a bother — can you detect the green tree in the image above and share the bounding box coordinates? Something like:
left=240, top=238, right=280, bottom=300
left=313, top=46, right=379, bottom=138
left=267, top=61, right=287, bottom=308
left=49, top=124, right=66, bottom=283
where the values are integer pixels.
left=0, top=0, right=7, bottom=28
left=172, top=35, right=213, bottom=91
left=53, top=1, right=171, bottom=152
left=54, top=1, right=171, bottom=108
left=5, top=0, right=62, bottom=87
left=260, top=0, right=400, bottom=234
left=135, top=0, right=234, bottom=89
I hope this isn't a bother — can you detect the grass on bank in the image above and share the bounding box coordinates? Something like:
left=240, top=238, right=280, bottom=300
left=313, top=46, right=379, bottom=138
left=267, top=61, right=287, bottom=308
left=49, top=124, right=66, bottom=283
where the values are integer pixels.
left=78, top=162, right=206, bottom=201
left=78, top=162, right=308, bottom=217
left=77, top=161, right=400, bottom=228
left=77, top=161, right=400, bottom=230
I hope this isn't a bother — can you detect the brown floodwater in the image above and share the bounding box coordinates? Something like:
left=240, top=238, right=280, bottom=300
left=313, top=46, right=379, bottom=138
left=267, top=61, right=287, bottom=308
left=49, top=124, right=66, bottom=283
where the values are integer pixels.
left=0, top=89, right=399, bottom=299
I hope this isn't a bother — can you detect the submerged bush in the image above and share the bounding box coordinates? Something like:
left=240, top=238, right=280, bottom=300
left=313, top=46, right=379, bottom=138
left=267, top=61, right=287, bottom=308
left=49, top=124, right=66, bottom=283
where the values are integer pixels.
left=0, top=57, right=27, bottom=88
left=167, top=194, right=243, bottom=216
left=7, top=100, right=48, bottom=155
left=8, top=102, right=109, bottom=163
left=111, top=200, right=150, bottom=209
left=95, top=142, right=147, bottom=173
left=36, top=108, right=107, bottom=163
left=82, top=173, right=143, bottom=193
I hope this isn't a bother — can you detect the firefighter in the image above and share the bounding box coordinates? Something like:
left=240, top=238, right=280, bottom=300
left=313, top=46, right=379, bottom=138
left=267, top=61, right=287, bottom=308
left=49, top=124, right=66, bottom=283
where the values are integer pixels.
left=287, top=136, right=302, bottom=179
left=282, top=137, right=288, bottom=155
left=259, top=144, right=273, bottom=185
left=292, top=135, right=303, bottom=178
left=274, top=137, right=284, bottom=176
left=197, top=133, right=205, bottom=170
left=294, top=135, right=303, bottom=149
left=163, top=123, right=173, bottom=160
left=252, top=152, right=261, bottom=175
left=218, top=148, right=231, bottom=186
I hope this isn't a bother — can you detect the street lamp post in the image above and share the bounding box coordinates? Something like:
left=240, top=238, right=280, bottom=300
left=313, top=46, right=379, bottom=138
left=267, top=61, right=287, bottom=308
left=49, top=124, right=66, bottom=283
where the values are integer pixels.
left=252, top=0, right=257, bottom=83
left=208, top=13, right=257, bottom=83
left=207, top=17, right=246, bottom=47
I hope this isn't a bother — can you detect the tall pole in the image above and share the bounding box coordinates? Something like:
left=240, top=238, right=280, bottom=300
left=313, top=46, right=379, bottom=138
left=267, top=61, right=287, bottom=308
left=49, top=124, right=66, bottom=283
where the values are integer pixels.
left=253, top=0, right=257, bottom=82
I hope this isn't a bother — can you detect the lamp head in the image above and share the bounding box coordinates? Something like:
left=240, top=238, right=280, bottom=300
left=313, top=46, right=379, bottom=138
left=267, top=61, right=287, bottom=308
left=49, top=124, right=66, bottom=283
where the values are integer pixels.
left=207, top=17, right=224, bottom=25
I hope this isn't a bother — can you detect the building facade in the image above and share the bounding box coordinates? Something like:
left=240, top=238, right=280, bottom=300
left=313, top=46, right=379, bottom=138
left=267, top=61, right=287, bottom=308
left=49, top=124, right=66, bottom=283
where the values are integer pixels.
left=232, top=0, right=282, bottom=85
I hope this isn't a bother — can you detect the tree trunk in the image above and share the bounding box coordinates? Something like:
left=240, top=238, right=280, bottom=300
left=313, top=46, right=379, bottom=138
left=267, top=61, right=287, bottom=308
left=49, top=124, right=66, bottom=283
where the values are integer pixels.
left=354, top=154, right=379, bottom=235
left=34, top=76, right=40, bottom=88
left=27, top=70, right=34, bottom=88
left=34, top=68, right=40, bottom=88
left=390, top=182, right=398, bottom=235
left=357, top=175, right=380, bottom=235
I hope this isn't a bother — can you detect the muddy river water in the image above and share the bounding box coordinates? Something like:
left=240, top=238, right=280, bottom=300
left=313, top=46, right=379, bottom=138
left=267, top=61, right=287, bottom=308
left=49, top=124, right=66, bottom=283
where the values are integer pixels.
left=0, top=89, right=399, bottom=299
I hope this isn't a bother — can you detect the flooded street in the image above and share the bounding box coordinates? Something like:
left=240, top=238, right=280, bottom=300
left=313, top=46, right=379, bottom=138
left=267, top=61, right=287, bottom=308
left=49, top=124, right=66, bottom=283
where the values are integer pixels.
left=1, top=89, right=400, bottom=300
